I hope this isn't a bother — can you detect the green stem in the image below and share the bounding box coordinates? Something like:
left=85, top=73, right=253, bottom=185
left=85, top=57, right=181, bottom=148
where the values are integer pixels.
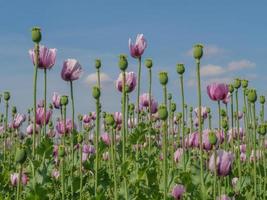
left=70, top=81, right=75, bottom=197
left=136, top=57, right=141, bottom=124
left=162, top=121, right=168, bottom=200
left=230, top=94, right=234, bottom=152
left=95, top=97, right=100, bottom=195
left=79, top=143, right=83, bottom=200
left=196, top=59, right=205, bottom=197
left=252, top=103, right=257, bottom=197
left=61, top=157, right=65, bottom=200
left=213, top=147, right=217, bottom=200
left=33, top=43, right=39, bottom=158
left=179, top=74, right=186, bottom=170
left=111, top=128, right=118, bottom=200
left=4, top=100, right=8, bottom=162
left=43, top=68, right=47, bottom=138
left=16, top=164, right=22, bottom=200
left=97, top=68, right=100, bottom=89
left=148, top=68, right=152, bottom=155
left=235, top=90, right=241, bottom=179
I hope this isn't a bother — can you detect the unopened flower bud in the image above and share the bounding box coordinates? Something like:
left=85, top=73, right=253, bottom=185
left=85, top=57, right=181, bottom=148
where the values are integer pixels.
left=241, top=80, right=248, bottom=88
left=193, top=44, right=204, bottom=60
left=105, top=114, right=115, bottom=126
left=168, top=93, right=172, bottom=100
left=31, top=27, right=42, bottom=43
left=158, top=71, right=168, bottom=85
left=260, top=96, right=265, bottom=104
left=145, top=58, right=153, bottom=69
left=247, top=89, right=257, bottom=103
left=158, top=105, right=168, bottom=120
left=58, top=145, right=65, bottom=158
left=221, top=109, right=227, bottom=117
left=3, top=91, right=10, bottom=101
left=233, top=78, right=241, bottom=89
left=118, top=54, right=128, bottom=71
left=208, top=131, right=217, bottom=145
left=12, top=106, right=17, bottom=114
left=95, top=59, right=101, bottom=69
left=257, top=124, right=266, bottom=136
left=222, top=118, right=228, bottom=129
left=176, top=63, right=185, bottom=75
left=92, top=86, right=101, bottom=99
left=228, top=84, right=234, bottom=93
left=171, top=103, right=176, bottom=112
left=60, top=96, right=68, bottom=106
left=15, top=148, right=27, bottom=164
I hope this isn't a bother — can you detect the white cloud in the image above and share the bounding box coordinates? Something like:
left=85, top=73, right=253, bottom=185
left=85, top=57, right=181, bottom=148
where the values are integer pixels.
left=201, top=64, right=225, bottom=77
left=227, top=59, right=255, bottom=71
left=85, top=73, right=113, bottom=86
left=186, top=45, right=224, bottom=57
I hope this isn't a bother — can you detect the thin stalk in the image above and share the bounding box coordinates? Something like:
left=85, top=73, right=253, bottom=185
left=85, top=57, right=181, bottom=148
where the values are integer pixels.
left=148, top=68, right=152, bottom=154
left=252, top=103, right=257, bottom=197
left=95, top=97, right=100, bottom=195
left=16, top=164, right=22, bottom=200
left=136, top=57, right=141, bottom=124
left=79, top=143, right=83, bottom=200
left=61, top=157, right=65, bottom=200
left=70, top=81, right=75, bottom=197
left=4, top=100, right=8, bottom=162
left=196, top=59, right=205, bottom=197
left=44, top=68, right=47, bottom=138
left=111, top=128, right=118, bottom=200
left=235, top=90, right=241, bottom=178
left=179, top=74, right=186, bottom=170
left=230, top=93, right=234, bottom=152
left=162, top=121, right=168, bottom=200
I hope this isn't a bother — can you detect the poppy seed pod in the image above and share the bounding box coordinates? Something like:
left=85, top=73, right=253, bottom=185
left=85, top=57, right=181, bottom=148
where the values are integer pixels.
left=221, top=109, right=227, bottom=117
left=171, top=103, right=176, bottom=112
left=92, top=86, right=101, bottom=99
left=77, top=134, right=83, bottom=143
left=105, top=114, right=115, bottom=126
left=260, top=96, right=265, bottom=104
left=15, top=148, right=27, bottom=164
left=3, top=91, right=10, bottom=101
left=193, top=44, right=204, bottom=60
left=257, top=124, right=267, bottom=136
left=31, top=27, right=42, bottom=43
left=168, top=93, right=172, bottom=100
left=58, top=145, right=65, bottom=158
left=208, top=131, right=217, bottom=145
left=176, top=63, right=185, bottom=75
left=228, top=84, right=234, bottom=94
left=158, top=104, right=168, bottom=120
left=233, top=78, right=241, bottom=89
left=177, top=112, right=182, bottom=120
left=95, top=59, right=101, bottom=69
left=12, top=106, right=17, bottom=115
left=241, top=80, right=248, bottom=88
left=247, top=89, right=257, bottom=103
left=60, top=95, right=68, bottom=106
left=158, top=71, right=168, bottom=85
left=145, top=58, right=153, bottom=69
left=118, top=54, right=128, bottom=71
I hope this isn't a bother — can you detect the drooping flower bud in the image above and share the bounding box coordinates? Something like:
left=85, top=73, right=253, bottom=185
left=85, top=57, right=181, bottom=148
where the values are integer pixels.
left=145, top=58, right=153, bottom=69
left=31, top=27, right=42, bottom=43
left=158, top=104, right=168, bottom=120
left=118, top=54, right=128, bottom=71
left=92, top=86, right=101, bottom=99
left=95, top=59, right=101, bottom=69
left=193, top=44, right=204, bottom=60
left=176, top=63, right=185, bottom=75
left=60, top=95, right=68, bottom=106
left=158, top=71, right=168, bottom=85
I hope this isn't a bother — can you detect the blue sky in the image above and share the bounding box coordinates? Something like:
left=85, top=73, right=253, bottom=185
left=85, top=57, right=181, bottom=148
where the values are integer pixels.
left=1, top=1, right=267, bottom=117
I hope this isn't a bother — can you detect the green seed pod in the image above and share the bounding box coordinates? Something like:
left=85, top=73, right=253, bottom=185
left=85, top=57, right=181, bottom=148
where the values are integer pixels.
left=206, top=107, right=211, bottom=114
left=171, top=103, right=176, bottom=112
left=168, top=93, right=172, bottom=100
left=193, top=44, right=204, bottom=60
left=58, top=145, right=65, bottom=158
left=233, top=78, right=241, bottom=89
left=176, top=63, right=185, bottom=75
left=257, top=124, right=266, bottom=136
left=118, top=54, right=128, bottom=71
left=31, top=27, right=42, bottom=43
left=158, top=71, right=168, bottom=85
left=95, top=59, right=101, bottom=69
left=247, top=89, right=257, bottom=103
left=77, top=134, right=83, bottom=143
left=222, top=118, right=228, bottom=129
left=189, top=107, right=193, bottom=112
left=105, top=114, right=115, bottom=126
left=60, top=95, right=68, bottom=106
left=208, top=131, right=217, bottom=145
left=220, top=109, right=227, bottom=117
left=228, top=84, right=234, bottom=94
left=241, top=80, right=248, bottom=88
left=158, top=105, right=168, bottom=120
left=177, top=112, right=182, bottom=120
left=15, top=148, right=27, bottom=164
left=12, top=106, right=17, bottom=114
left=260, top=96, right=265, bottom=104
left=145, top=58, right=153, bottom=69
left=3, top=91, right=10, bottom=101
left=92, top=86, right=101, bottom=99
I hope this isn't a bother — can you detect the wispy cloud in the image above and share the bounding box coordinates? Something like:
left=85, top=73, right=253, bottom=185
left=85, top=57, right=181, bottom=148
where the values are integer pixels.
left=85, top=72, right=113, bottom=86
left=227, top=59, right=256, bottom=71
